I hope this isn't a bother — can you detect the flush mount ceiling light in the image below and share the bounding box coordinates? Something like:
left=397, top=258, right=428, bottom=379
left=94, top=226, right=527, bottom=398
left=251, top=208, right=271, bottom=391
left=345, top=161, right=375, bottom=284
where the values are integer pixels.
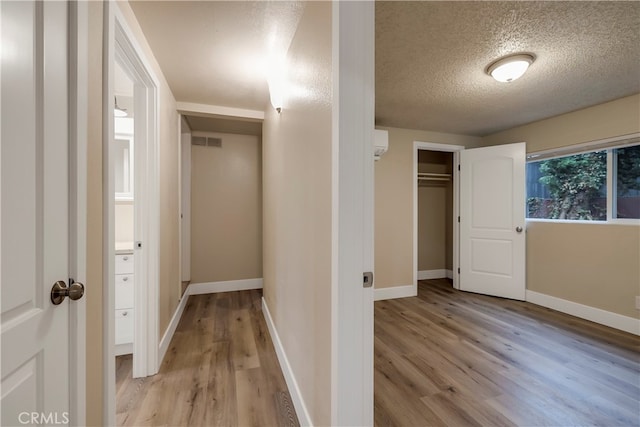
left=114, top=96, right=128, bottom=117
left=486, top=53, right=535, bottom=83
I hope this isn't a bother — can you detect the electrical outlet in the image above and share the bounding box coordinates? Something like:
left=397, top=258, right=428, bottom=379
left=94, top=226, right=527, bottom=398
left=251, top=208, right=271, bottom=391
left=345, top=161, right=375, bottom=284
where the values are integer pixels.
left=636, top=296, right=640, bottom=310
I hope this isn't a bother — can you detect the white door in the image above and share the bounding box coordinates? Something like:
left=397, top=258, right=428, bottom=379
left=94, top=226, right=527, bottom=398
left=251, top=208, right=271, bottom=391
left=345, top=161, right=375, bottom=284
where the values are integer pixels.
left=1, top=1, right=76, bottom=424
left=459, top=142, right=526, bottom=300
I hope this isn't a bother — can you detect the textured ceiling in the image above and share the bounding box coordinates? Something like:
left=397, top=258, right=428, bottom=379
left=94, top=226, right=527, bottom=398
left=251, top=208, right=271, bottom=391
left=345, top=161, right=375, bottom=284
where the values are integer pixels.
left=129, top=0, right=304, bottom=111
left=131, top=1, right=640, bottom=137
left=376, top=1, right=640, bottom=136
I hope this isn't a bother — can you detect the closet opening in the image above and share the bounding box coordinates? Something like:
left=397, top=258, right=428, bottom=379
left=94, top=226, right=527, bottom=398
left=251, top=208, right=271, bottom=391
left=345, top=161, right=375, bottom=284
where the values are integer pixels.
left=417, top=150, right=454, bottom=283
left=413, top=141, right=464, bottom=291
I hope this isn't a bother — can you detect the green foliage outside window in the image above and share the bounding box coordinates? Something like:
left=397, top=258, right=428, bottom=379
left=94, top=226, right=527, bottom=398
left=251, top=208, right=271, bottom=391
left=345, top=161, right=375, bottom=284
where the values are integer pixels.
left=527, top=152, right=607, bottom=220
left=527, top=145, right=640, bottom=221
left=615, top=145, right=640, bottom=219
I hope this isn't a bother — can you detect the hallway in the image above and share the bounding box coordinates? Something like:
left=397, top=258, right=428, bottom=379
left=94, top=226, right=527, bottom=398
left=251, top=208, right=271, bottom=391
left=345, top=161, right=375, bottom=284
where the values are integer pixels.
left=116, top=290, right=299, bottom=426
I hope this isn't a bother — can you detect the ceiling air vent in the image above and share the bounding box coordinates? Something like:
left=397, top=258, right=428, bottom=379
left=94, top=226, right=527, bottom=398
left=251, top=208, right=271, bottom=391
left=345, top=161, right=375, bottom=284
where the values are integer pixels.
left=192, top=136, right=222, bottom=148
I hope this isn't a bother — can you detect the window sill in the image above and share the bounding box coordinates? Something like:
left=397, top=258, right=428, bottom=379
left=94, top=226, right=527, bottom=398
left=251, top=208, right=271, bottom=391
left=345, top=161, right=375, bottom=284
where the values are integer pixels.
left=526, top=218, right=640, bottom=226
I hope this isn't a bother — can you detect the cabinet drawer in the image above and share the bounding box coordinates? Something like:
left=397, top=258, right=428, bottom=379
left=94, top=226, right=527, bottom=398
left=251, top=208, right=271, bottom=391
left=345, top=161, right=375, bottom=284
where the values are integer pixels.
left=115, top=309, right=134, bottom=345
left=115, top=274, right=134, bottom=309
left=115, top=254, right=134, bottom=274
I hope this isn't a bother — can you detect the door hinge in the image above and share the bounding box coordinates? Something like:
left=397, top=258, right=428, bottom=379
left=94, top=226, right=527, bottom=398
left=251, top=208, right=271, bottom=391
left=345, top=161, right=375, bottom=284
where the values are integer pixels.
left=458, top=164, right=460, bottom=171
left=457, top=267, right=460, bottom=274
left=458, top=216, right=460, bottom=223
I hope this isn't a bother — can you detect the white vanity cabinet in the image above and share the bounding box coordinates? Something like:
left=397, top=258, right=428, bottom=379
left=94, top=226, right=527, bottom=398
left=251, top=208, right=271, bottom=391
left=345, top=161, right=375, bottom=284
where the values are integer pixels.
left=115, top=252, right=134, bottom=355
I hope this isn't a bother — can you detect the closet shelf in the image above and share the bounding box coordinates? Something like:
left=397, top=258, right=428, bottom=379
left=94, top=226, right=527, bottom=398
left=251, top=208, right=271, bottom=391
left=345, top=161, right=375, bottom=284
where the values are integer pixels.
left=417, top=172, right=452, bottom=182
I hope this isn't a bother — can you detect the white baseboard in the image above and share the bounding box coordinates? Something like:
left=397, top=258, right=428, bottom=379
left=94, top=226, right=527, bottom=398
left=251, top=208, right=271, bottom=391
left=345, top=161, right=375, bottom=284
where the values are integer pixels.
left=417, top=269, right=449, bottom=280
left=261, top=298, right=311, bottom=426
left=446, top=269, right=454, bottom=279
left=158, top=278, right=264, bottom=367
left=115, top=343, right=132, bottom=357
left=526, top=290, right=640, bottom=336
left=374, top=284, right=416, bottom=301
left=158, top=288, right=190, bottom=365
left=189, top=278, right=263, bottom=295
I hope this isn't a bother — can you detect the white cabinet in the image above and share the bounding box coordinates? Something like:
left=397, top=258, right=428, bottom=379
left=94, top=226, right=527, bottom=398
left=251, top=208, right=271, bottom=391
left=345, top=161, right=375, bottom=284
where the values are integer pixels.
left=115, top=309, right=134, bottom=345
left=115, top=252, right=134, bottom=275
left=115, top=274, right=134, bottom=309
left=115, top=252, right=134, bottom=354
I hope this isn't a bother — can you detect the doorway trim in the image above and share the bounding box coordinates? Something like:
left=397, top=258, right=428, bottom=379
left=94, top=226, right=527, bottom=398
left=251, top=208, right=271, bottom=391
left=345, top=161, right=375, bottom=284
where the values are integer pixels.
left=331, top=1, right=375, bottom=424
left=413, top=141, right=464, bottom=292
left=103, top=1, right=160, bottom=425
left=69, top=1, right=89, bottom=424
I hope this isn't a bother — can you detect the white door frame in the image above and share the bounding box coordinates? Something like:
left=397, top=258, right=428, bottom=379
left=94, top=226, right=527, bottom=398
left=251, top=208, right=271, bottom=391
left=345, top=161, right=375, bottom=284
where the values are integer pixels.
left=331, top=1, right=375, bottom=425
left=413, top=141, right=464, bottom=291
left=179, top=120, right=191, bottom=283
left=69, top=1, right=88, bottom=424
left=103, top=1, right=160, bottom=425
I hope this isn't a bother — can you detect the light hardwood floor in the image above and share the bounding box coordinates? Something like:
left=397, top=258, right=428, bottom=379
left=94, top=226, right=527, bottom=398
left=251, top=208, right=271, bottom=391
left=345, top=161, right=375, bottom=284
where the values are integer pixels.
left=117, top=283, right=639, bottom=426
left=374, top=279, right=640, bottom=427
left=116, top=290, right=299, bottom=427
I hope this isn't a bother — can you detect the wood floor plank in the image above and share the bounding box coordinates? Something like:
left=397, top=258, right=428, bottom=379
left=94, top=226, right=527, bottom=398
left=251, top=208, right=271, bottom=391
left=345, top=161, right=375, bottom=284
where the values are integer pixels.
left=203, top=341, right=237, bottom=427
left=274, top=390, right=299, bottom=427
left=374, top=337, right=443, bottom=397
left=375, top=279, right=640, bottom=427
left=374, top=366, right=447, bottom=427
left=116, top=290, right=298, bottom=427
left=235, top=367, right=277, bottom=427
left=230, top=307, right=261, bottom=370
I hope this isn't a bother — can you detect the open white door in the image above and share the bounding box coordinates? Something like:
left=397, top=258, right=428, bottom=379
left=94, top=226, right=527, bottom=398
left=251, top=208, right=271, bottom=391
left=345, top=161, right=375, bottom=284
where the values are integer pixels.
left=1, top=1, right=84, bottom=424
left=459, top=142, right=526, bottom=300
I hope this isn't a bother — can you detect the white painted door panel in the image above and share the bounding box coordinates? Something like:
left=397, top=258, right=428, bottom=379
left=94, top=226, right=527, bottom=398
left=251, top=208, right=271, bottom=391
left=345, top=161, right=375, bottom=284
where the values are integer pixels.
left=1, top=1, right=71, bottom=424
left=460, top=142, right=526, bottom=300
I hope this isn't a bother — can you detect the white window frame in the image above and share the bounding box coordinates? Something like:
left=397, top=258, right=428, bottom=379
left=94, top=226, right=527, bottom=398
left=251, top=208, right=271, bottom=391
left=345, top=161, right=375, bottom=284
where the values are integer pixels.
left=526, top=133, right=640, bottom=226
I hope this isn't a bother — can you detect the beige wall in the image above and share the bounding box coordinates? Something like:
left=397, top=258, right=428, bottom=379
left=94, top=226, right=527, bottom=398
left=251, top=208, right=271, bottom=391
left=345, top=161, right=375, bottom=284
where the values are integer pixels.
left=527, top=222, right=639, bottom=318
left=190, top=132, right=262, bottom=283
left=374, top=127, right=481, bottom=288
left=86, top=2, right=181, bottom=423
left=262, top=2, right=332, bottom=425
left=417, top=151, right=453, bottom=271
left=482, top=94, right=640, bottom=319
left=481, top=94, right=640, bottom=152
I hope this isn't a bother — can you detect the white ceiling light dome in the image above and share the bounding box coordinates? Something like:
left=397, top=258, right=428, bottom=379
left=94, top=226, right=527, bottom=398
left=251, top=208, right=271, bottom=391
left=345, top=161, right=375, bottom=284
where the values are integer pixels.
left=487, top=53, right=535, bottom=83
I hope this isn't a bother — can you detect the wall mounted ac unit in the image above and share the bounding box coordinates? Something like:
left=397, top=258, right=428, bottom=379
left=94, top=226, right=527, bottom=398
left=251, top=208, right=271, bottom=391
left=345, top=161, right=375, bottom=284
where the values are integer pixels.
left=374, top=129, right=389, bottom=161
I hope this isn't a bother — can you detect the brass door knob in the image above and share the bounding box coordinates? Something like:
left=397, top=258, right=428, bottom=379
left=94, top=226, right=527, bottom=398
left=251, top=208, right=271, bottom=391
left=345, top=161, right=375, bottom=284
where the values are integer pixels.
left=51, top=280, right=85, bottom=305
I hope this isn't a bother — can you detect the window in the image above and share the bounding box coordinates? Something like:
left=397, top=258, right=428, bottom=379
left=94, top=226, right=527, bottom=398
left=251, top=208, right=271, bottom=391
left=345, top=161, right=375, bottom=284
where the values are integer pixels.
left=527, top=142, right=640, bottom=222
left=614, top=145, right=640, bottom=219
